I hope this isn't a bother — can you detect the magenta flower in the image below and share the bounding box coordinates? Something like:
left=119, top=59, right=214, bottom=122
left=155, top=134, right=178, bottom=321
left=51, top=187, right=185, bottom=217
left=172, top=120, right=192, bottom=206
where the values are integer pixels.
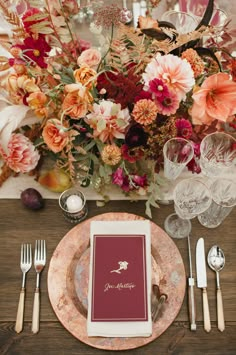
left=176, top=118, right=193, bottom=139
left=112, top=167, right=124, bottom=187
left=131, top=174, right=147, bottom=187
left=112, top=167, right=148, bottom=192
left=148, top=78, right=169, bottom=101
left=155, top=90, right=180, bottom=116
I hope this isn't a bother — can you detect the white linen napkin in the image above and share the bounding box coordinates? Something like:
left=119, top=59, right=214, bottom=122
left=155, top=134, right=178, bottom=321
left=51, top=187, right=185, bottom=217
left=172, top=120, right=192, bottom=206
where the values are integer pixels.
left=87, top=220, right=152, bottom=337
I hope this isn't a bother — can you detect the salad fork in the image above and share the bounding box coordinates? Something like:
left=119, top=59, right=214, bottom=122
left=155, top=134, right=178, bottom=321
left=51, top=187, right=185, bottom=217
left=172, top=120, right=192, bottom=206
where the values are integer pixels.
left=32, top=240, right=46, bottom=334
left=15, top=244, right=32, bottom=333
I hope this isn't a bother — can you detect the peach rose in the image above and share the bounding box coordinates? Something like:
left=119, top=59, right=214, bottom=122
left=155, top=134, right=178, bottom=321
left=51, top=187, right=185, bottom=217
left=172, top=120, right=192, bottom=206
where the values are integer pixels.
left=73, top=64, right=97, bottom=88
left=42, top=119, right=69, bottom=153
left=27, top=92, right=48, bottom=118
left=77, top=48, right=101, bottom=69
left=62, top=91, right=91, bottom=118
left=0, top=133, right=40, bottom=173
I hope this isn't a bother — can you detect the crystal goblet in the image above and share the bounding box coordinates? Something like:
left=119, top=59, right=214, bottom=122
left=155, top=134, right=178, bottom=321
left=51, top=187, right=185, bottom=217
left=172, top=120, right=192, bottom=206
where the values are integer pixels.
left=161, top=10, right=199, bottom=34
left=163, top=138, right=194, bottom=181
left=164, top=178, right=212, bottom=239
left=198, top=178, right=236, bottom=228
left=199, top=132, right=236, bottom=177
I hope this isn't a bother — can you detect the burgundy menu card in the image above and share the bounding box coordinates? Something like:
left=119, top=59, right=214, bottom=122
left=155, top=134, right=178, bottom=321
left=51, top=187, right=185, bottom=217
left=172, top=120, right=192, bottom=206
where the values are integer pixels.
left=91, top=234, right=147, bottom=322
left=87, top=220, right=152, bottom=338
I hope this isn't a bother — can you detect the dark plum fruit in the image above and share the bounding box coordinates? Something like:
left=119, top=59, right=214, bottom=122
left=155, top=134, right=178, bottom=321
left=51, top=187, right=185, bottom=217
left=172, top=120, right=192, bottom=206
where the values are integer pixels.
left=20, top=188, right=44, bottom=210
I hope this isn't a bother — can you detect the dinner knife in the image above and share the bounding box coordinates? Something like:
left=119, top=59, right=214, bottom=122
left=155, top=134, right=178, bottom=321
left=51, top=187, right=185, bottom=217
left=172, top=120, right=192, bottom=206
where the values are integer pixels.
left=196, top=237, right=211, bottom=333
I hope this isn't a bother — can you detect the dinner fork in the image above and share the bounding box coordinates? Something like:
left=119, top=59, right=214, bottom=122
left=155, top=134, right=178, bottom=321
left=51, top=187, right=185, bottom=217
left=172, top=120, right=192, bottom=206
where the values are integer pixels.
left=15, top=244, right=32, bottom=333
left=32, top=240, right=46, bottom=334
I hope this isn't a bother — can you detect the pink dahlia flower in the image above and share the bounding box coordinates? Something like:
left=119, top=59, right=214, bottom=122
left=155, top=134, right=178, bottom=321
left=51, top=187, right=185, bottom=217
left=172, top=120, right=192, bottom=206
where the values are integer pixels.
left=0, top=133, right=40, bottom=173
left=85, top=100, right=130, bottom=143
left=143, top=53, right=195, bottom=101
left=191, top=73, right=236, bottom=125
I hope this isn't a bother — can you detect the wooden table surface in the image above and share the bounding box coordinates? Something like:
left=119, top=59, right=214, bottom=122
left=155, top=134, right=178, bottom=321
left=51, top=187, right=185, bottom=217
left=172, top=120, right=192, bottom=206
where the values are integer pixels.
left=0, top=199, right=236, bottom=355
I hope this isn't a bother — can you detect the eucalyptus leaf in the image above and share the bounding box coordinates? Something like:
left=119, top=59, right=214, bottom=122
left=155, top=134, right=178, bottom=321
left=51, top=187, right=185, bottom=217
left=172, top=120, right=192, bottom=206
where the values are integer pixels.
left=145, top=200, right=152, bottom=219
left=84, top=139, right=96, bottom=152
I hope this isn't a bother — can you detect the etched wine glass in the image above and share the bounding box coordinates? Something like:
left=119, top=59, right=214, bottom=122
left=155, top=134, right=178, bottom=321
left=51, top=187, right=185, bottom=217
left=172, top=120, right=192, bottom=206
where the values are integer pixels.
left=198, top=178, right=236, bottom=228
left=160, top=138, right=194, bottom=204
left=164, top=177, right=212, bottom=239
left=163, top=138, right=194, bottom=181
left=161, top=10, right=199, bottom=34
left=199, top=132, right=236, bottom=177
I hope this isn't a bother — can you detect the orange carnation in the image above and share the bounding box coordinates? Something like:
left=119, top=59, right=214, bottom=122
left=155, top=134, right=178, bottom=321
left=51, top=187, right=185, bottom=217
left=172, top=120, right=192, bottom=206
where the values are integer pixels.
left=42, top=119, right=69, bottom=153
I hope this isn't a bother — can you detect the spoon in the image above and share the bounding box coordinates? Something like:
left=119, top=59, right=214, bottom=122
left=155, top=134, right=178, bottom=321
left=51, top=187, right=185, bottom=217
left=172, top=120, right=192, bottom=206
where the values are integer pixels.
left=207, top=245, right=225, bottom=332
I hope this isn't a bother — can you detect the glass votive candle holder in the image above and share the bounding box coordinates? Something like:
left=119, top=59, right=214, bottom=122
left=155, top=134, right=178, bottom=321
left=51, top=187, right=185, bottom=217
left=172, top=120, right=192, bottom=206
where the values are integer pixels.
left=59, top=188, right=88, bottom=223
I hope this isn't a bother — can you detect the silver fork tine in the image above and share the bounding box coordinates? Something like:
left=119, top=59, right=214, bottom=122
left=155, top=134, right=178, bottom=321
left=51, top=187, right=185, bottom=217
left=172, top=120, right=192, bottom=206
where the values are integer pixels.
left=15, top=243, right=32, bottom=333
left=32, top=239, right=46, bottom=334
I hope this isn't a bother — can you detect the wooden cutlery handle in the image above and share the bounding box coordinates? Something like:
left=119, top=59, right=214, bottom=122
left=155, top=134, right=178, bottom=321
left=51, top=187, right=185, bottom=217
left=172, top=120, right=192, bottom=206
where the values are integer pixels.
left=32, top=288, right=40, bottom=334
left=188, top=277, right=197, bottom=331
left=202, top=288, right=211, bottom=333
left=15, top=288, right=25, bottom=333
left=217, top=288, right=225, bottom=332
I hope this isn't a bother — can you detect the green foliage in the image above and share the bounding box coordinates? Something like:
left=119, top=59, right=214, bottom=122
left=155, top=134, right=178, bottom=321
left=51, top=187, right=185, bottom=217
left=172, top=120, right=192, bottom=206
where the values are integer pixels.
left=145, top=174, right=166, bottom=218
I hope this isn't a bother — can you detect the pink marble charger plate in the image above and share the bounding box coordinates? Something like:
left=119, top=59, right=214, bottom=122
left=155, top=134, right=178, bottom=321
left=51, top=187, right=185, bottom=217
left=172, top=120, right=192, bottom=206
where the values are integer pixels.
left=47, top=212, right=186, bottom=351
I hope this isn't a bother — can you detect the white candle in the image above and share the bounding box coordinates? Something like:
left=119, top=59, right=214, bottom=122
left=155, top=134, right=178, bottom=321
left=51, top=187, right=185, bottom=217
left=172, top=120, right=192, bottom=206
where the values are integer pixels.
left=132, top=0, right=141, bottom=28
left=66, top=194, right=83, bottom=212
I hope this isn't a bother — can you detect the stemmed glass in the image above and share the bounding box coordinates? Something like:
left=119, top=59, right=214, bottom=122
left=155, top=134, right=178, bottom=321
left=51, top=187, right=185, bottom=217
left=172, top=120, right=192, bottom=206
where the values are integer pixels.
left=198, top=178, right=236, bottom=228
left=161, top=10, right=199, bottom=34
left=164, top=178, right=212, bottom=239
left=163, top=138, right=194, bottom=181
left=160, top=138, right=194, bottom=203
left=199, top=132, right=236, bottom=178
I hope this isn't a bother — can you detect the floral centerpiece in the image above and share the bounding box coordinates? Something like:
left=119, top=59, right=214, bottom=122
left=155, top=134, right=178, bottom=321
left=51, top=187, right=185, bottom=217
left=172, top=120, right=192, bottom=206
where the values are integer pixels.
left=0, top=0, right=236, bottom=216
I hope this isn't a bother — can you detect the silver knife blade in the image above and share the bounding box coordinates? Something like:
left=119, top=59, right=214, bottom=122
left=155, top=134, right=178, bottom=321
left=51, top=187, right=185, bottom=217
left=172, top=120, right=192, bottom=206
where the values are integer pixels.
left=196, top=237, right=207, bottom=288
